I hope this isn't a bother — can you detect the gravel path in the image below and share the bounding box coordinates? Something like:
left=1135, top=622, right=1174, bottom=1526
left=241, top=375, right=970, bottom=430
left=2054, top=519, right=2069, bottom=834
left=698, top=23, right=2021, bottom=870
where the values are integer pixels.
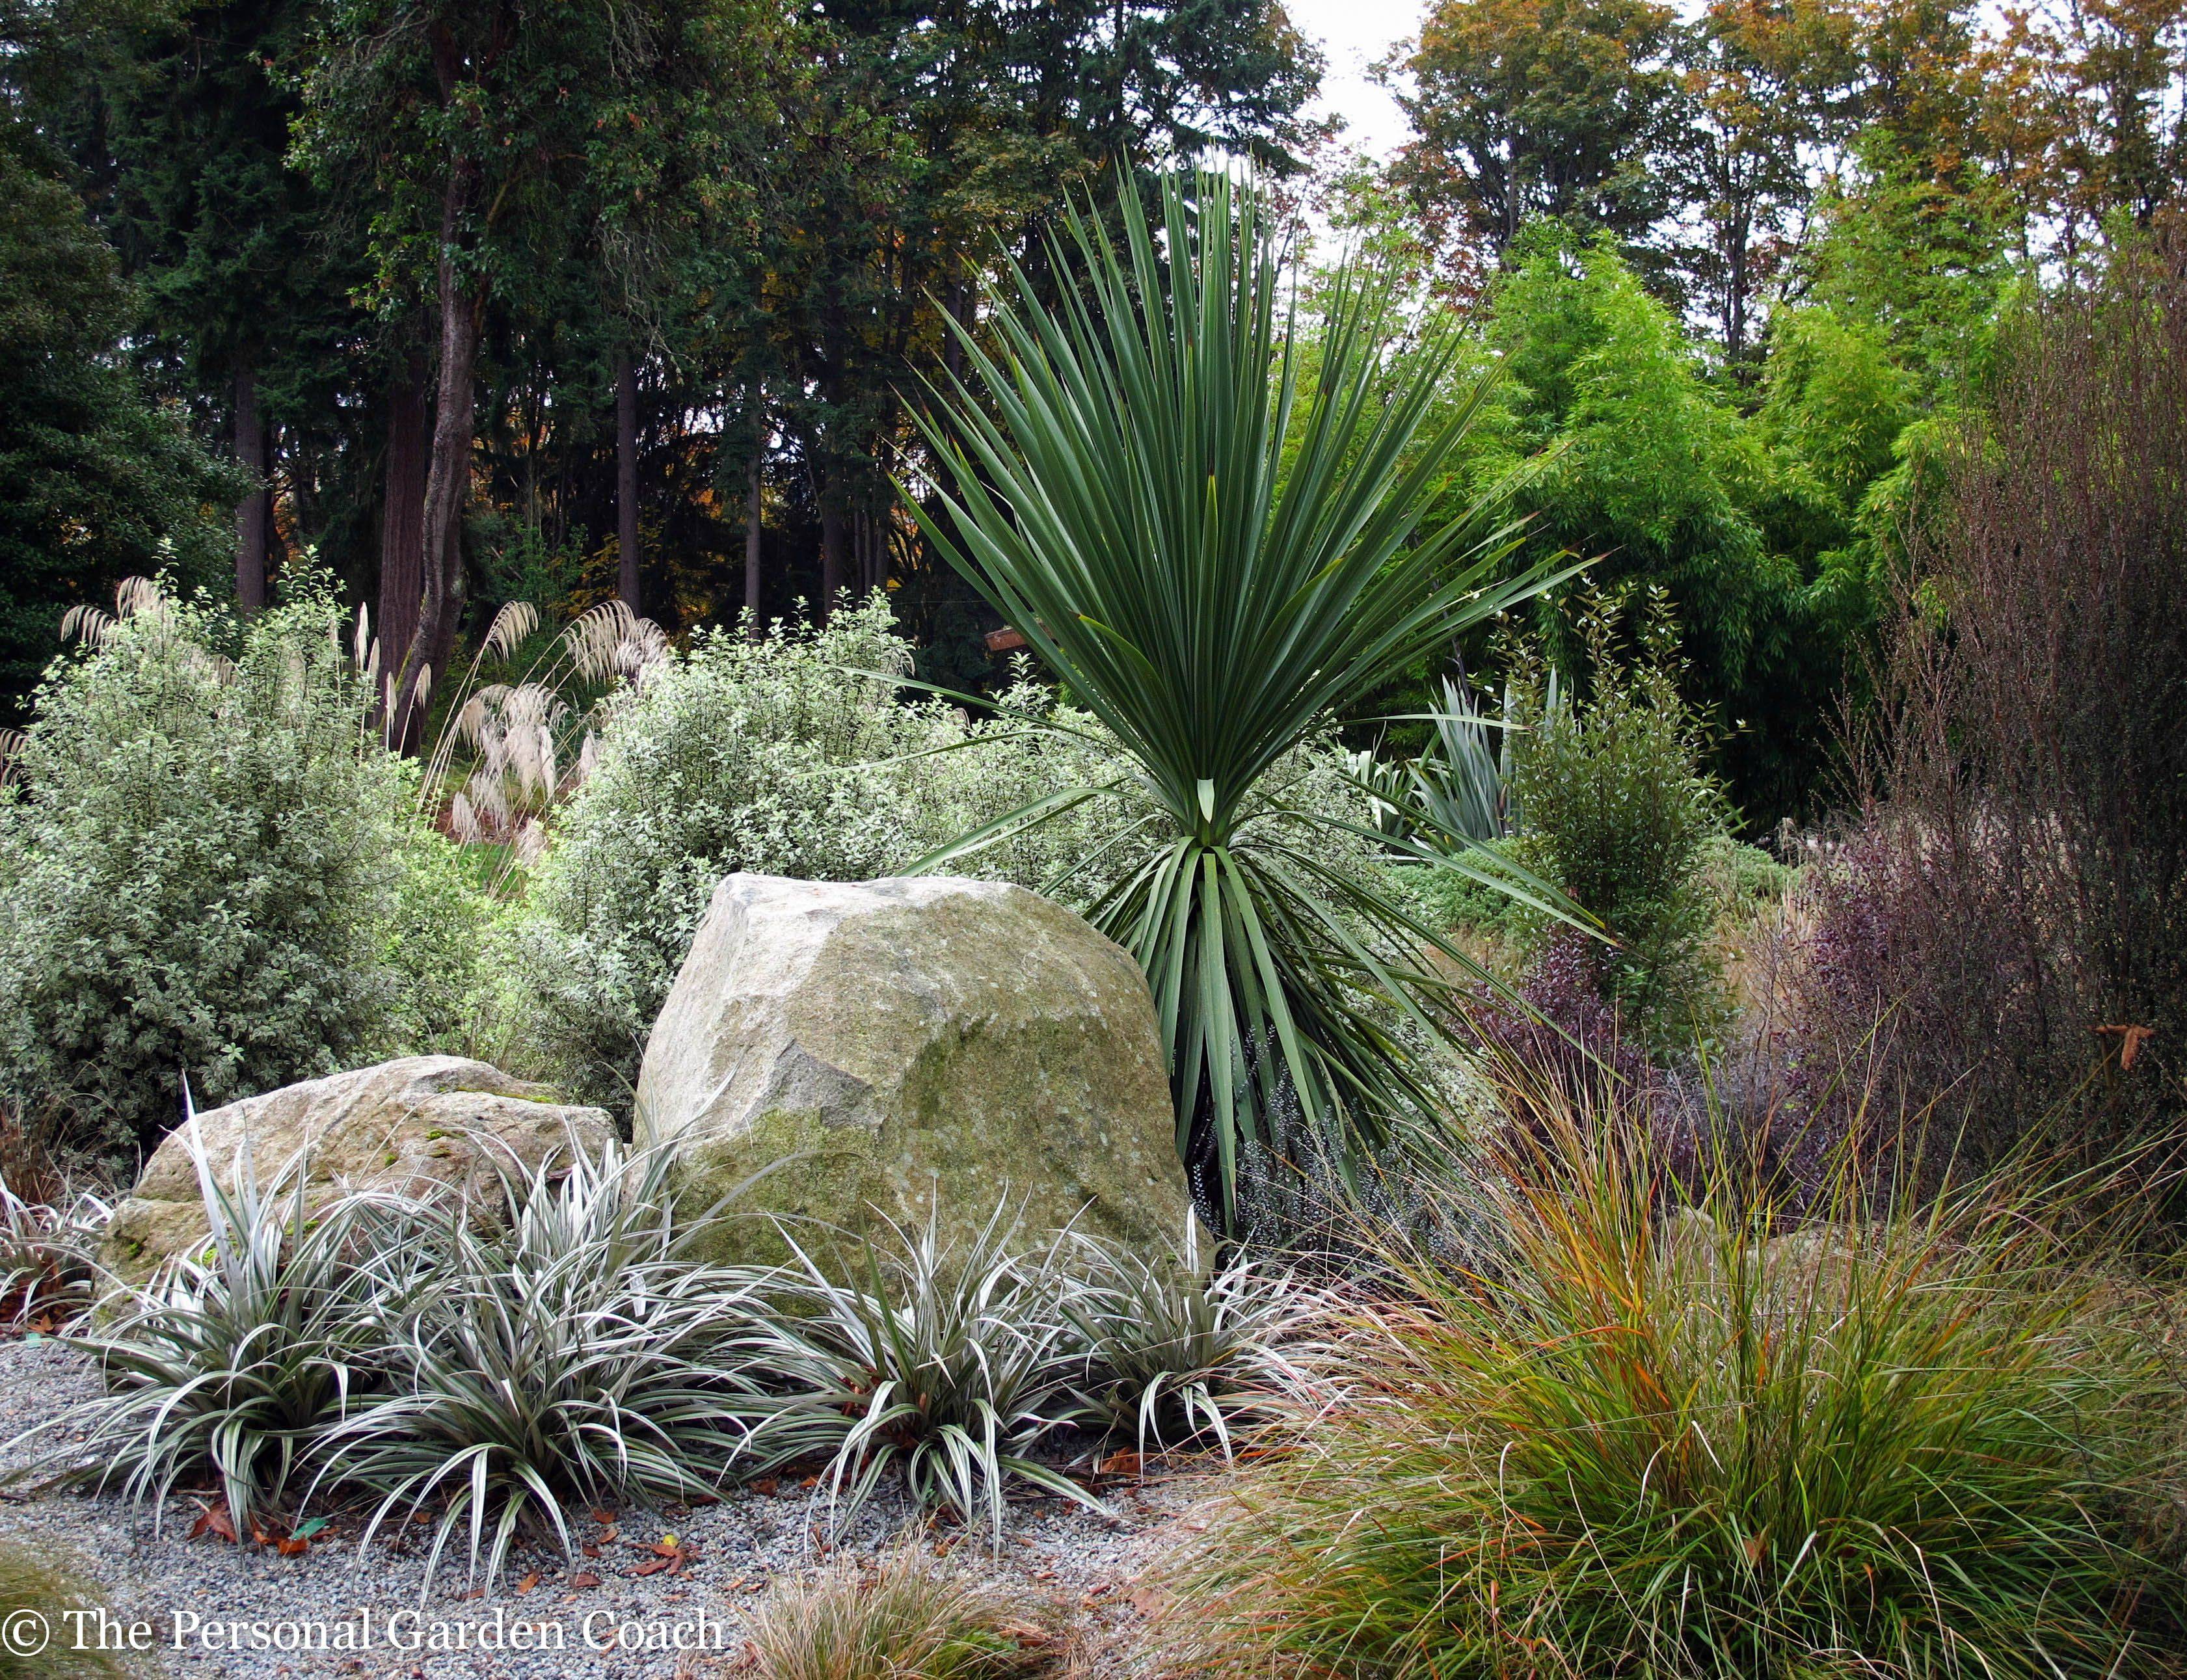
left=0, top=1339, right=1203, bottom=1678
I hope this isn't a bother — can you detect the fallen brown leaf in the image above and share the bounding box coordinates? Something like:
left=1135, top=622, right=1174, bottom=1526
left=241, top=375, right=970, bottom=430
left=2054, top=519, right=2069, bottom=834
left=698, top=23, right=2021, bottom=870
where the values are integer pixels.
left=515, top=1573, right=539, bottom=1594
left=188, top=1500, right=238, bottom=1545
left=570, top=1572, right=601, bottom=1590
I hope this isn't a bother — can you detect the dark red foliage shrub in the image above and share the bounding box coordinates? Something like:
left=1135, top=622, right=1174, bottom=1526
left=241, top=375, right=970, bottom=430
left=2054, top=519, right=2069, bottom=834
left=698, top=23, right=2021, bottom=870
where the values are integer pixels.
left=1790, top=251, right=2187, bottom=1176
left=1463, top=931, right=1668, bottom=1115
left=1460, top=930, right=1748, bottom=1197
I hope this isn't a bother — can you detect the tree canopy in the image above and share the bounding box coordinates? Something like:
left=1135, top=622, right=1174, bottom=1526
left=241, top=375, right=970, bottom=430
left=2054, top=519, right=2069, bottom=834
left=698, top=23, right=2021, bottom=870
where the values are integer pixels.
left=0, top=0, right=2180, bottom=823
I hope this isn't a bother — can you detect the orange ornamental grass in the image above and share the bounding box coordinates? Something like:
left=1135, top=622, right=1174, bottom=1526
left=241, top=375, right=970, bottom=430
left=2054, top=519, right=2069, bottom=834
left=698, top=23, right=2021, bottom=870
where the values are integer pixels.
left=1164, top=1100, right=2184, bottom=1679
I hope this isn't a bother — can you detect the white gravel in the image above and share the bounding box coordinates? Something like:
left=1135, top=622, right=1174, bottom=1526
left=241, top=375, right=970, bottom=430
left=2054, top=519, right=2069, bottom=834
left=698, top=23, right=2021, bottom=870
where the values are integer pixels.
left=0, top=1338, right=1204, bottom=1678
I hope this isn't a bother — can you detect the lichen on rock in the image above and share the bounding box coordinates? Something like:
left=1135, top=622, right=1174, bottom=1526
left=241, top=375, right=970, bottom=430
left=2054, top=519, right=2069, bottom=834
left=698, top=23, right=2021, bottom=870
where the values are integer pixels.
left=634, top=873, right=1187, bottom=1264
left=100, top=1055, right=615, bottom=1283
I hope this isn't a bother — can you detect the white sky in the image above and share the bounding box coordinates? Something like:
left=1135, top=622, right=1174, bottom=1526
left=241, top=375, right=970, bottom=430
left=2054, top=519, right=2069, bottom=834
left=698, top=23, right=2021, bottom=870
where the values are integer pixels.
left=1284, top=0, right=1427, bottom=160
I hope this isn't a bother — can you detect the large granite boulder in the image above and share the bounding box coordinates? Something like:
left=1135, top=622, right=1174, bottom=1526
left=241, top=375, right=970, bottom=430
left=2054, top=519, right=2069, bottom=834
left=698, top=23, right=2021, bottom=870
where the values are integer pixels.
left=100, top=1056, right=615, bottom=1282
left=634, top=873, right=1187, bottom=1264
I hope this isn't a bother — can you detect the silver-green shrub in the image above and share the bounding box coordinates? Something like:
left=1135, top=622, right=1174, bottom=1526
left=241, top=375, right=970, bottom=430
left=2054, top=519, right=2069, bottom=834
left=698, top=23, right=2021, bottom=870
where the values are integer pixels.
left=0, top=581, right=421, bottom=1154
left=501, top=595, right=1144, bottom=1104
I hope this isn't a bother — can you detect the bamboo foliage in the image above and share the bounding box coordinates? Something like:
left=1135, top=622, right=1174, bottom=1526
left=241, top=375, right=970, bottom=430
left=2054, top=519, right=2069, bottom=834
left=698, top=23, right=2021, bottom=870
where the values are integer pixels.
left=907, top=171, right=1578, bottom=1223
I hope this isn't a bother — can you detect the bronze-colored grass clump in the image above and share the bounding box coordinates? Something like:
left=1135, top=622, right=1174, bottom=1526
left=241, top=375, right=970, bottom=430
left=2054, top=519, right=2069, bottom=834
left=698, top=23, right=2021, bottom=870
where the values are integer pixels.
left=744, top=1546, right=1052, bottom=1680
left=0, top=1539, right=139, bottom=1679
left=1164, top=1097, right=2184, bottom=1678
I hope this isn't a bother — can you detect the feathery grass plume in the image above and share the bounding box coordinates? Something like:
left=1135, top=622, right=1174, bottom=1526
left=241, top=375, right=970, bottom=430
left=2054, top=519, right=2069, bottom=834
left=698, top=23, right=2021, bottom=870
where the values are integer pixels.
left=906, top=167, right=1580, bottom=1229
left=1166, top=1093, right=2182, bottom=1678
left=482, top=600, right=540, bottom=661
left=320, top=1139, right=766, bottom=1592
left=410, top=595, right=668, bottom=895
left=744, top=1545, right=1053, bottom=1680
left=0, top=1538, right=140, bottom=1679
left=60, top=576, right=227, bottom=684
left=56, top=602, right=114, bottom=648
left=1061, top=1225, right=1321, bottom=1460
left=729, top=1204, right=1097, bottom=1545
left=13, top=1117, right=419, bottom=1534
left=561, top=598, right=666, bottom=684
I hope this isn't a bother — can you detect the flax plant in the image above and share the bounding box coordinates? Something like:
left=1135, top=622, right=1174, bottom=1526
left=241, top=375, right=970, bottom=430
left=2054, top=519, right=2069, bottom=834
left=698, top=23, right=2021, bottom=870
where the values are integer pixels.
left=14, top=1119, right=416, bottom=1534
left=907, top=170, right=1574, bottom=1224
left=728, top=1207, right=1096, bottom=1545
left=322, top=1141, right=764, bottom=1591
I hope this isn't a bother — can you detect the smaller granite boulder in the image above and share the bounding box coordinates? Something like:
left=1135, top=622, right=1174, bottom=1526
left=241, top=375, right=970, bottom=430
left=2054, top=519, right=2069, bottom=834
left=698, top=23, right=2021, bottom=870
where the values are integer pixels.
left=634, top=873, right=1188, bottom=1264
left=100, top=1056, right=615, bottom=1281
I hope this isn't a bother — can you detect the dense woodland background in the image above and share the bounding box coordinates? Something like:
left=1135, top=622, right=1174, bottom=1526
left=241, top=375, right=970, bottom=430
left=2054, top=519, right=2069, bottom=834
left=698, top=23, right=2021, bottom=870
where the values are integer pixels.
left=1, top=0, right=2182, bottom=825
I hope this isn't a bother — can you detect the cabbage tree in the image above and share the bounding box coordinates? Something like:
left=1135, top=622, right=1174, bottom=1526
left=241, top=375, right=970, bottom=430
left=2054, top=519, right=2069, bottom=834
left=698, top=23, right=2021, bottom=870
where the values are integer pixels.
left=906, top=172, right=1572, bottom=1227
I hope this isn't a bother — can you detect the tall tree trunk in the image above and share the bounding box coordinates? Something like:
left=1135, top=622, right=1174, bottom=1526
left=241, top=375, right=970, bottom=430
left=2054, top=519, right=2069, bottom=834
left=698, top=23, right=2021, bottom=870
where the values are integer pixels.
left=234, top=360, right=269, bottom=615
left=394, top=156, right=482, bottom=750
left=1725, top=202, right=1752, bottom=367
left=861, top=509, right=884, bottom=594
left=941, top=278, right=970, bottom=384
left=377, top=348, right=429, bottom=733
left=289, top=442, right=319, bottom=550
left=816, top=470, right=846, bottom=624
left=615, top=350, right=642, bottom=613
left=744, top=440, right=763, bottom=639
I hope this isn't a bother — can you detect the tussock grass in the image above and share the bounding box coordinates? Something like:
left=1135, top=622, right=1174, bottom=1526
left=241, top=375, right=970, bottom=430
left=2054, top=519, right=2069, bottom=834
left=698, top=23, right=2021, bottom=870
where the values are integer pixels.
left=744, top=1546, right=1051, bottom=1680
left=0, top=1538, right=139, bottom=1679
left=1168, top=1109, right=2184, bottom=1678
